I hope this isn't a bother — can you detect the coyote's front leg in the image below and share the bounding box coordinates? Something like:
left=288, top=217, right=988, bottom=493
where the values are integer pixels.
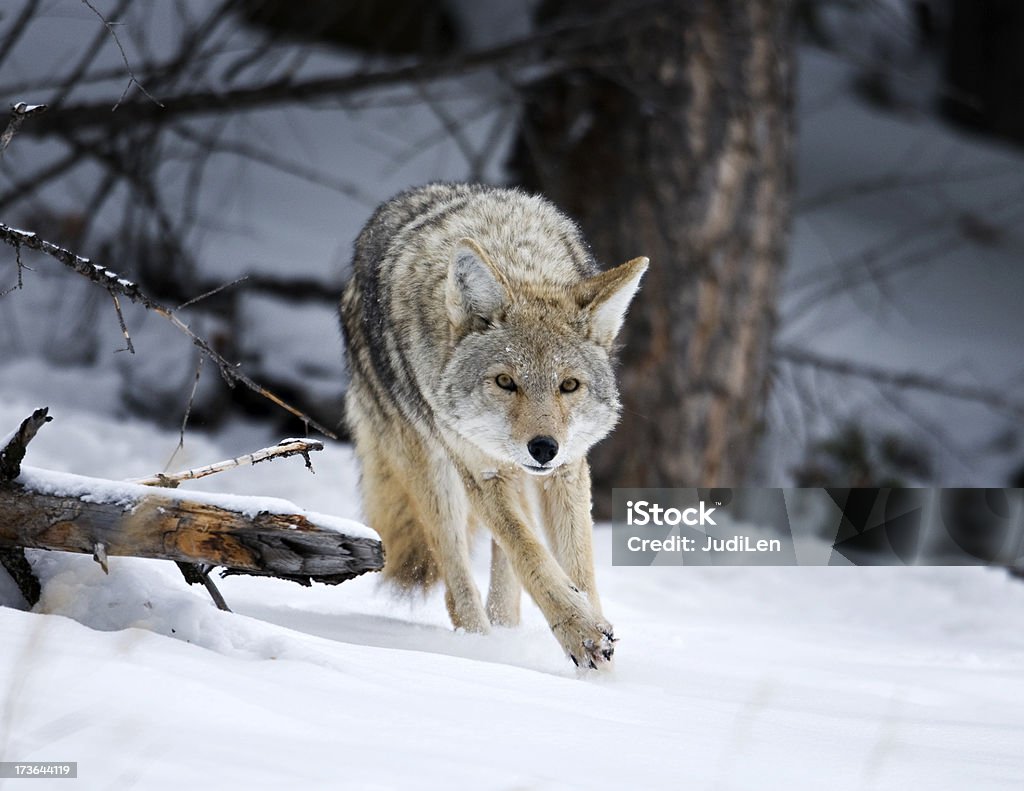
left=537, top=458, right=602, bottom=615
left=464, top=468, right=613, bottom=668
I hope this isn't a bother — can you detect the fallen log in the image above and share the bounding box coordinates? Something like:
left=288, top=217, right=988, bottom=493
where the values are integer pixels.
left=0, top=467, right=382, bottom=586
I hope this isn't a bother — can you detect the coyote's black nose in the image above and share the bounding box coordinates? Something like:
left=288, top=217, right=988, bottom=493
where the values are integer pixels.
left=527, top=436, right=558, bottom=464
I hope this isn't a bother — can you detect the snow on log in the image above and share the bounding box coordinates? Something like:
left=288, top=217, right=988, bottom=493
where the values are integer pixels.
left=0, top=466, right=383, bottom=586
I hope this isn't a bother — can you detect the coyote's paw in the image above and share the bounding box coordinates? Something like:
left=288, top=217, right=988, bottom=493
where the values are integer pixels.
left=552, top=606, right=615, bottom=670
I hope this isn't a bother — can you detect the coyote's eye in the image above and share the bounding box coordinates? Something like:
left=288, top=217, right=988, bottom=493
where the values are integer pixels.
left=559, top=378, right=580, bottom=393
left=495, top=373, right=517, bottom=391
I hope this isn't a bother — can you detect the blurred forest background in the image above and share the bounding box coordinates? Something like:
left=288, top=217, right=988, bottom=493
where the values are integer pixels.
left=1, top=0, right=1023, bottom=510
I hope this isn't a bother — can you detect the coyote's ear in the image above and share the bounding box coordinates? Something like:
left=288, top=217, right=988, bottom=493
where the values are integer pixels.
left=576, top=256, right=649, bottom=347
left=447, top=238, right=508, bottom=327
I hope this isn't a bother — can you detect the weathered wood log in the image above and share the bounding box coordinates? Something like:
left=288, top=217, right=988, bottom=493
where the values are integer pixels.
left=0, top=466, right=383, bottom=586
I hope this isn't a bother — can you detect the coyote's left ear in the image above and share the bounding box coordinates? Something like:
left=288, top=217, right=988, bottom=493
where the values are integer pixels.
left=576, top=256, right=649, bottom=347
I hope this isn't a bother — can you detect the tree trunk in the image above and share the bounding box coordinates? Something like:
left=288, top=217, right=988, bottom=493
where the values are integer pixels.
left=510, top=0, right=795, bottom=513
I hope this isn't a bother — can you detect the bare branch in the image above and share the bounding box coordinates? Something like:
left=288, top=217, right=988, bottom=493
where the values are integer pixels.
left=176, top=275, right=249, bottom=311
left=776, top=345, right=1024, bottom=420
left=785, top=187, right=1024, bottom=318
left=0, top=222, right=338, bottom=439
left=1, top=237, right=31, bottom=296
left=132, top=438, right=324, bottom=488
left=25, top=0, right=674, bottom=138
left=169, top=123, right=378, bottom=207
left=109, top=292, right=134, bottom=353
left=79, top=0, right=162, bottom=110
left=173, top=355, right=203, bottom=454
left=795, top=163, right=1015, bottom=214
left=48, top=0, right=132, bottom=108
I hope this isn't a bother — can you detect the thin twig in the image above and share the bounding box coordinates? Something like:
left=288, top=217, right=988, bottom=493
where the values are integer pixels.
left=0, top=222, right=337, bottom=438
left=110, top=292, right=134, bottom=353
left=169, top=123, right=378, bottom=207
left=196, top=565, right=231, bottom=612
left=176, top=275, right=249, bottom=311
left=785, top=188, right=1024, bottom=320
left=1, top=238, right=30, bottom=296
left=79, top=0, right=163, bottom=110
left=175, top=355, right=203, bottom=453
left=795, top=163, right=1015, bottom=213
left=132, top=438, right=324, bottom=487
left=49, top=0, right=133, bottom=108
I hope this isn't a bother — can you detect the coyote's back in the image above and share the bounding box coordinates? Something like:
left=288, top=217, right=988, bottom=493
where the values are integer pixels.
left=340, top=183, right=647, bottom=668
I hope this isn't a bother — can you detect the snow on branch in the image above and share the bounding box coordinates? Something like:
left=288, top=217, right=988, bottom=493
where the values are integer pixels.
left=0, top=222, right=338, bottom=439
left=0, top=101, right=47, bottom=156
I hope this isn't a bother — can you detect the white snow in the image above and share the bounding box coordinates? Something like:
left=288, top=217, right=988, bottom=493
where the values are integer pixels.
left=1, top=396, right=1023, bottom=790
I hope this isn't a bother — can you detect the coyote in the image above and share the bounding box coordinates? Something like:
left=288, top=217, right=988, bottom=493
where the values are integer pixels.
left=340, top=183, right=646, bottom=668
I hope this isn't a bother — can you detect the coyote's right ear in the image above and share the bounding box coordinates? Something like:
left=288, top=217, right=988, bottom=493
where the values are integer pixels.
left=446, top=238, right=509, bottom=327
left=576, top=256, right=648, bottom=347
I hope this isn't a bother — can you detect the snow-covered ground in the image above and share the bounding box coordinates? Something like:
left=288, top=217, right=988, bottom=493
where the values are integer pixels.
left=2, top=392, right=1023, bottom=791
left=2, top=9, right=1024, bottom=788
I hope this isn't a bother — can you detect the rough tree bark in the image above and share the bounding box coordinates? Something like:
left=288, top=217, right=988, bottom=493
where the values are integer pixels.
left=510, top=0, right=795, bottom=512
left=0, top=410, right=383, bottom=590
left=0, top=476, right=383, bottom=586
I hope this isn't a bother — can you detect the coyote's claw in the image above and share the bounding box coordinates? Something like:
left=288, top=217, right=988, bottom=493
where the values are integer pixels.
left=553, top=610, right=615, bottom=670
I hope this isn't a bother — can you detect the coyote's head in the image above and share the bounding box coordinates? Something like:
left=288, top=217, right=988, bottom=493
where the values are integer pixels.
left=438, top=238, right=647, bottom=476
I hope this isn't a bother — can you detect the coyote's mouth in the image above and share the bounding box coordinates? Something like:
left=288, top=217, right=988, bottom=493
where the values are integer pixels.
left=522, top=464, right=556, bottom=476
